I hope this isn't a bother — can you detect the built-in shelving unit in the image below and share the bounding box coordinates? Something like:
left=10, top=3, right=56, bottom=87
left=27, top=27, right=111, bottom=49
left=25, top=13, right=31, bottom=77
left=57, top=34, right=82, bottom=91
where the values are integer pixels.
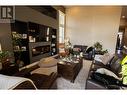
left=11, top=6, right=58, bottom=66
left=28, top=21, right=57, bottom=63
left=11, top=20, right=30, bottom=68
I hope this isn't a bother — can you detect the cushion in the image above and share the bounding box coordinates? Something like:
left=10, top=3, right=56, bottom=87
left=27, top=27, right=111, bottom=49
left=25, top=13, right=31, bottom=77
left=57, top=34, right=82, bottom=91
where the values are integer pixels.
left=109, top=56, right=122, bottom=74
left=38, top=57, right=58, bottom=68
left=91, top=72, right=122, bottom=89
left=31, top=66, right=57, bottom=76
left=86, top=47, right=93, bottom=53
left=94, top=54, right=103, bottom=62
left=96, top=68, right=121, bottom=80
left=99, top=53, right=114, bottom=65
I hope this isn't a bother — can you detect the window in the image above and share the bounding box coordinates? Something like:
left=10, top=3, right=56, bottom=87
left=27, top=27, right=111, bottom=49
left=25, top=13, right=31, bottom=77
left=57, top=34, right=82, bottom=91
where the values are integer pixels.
left=59, top=10, right=65, bottom=43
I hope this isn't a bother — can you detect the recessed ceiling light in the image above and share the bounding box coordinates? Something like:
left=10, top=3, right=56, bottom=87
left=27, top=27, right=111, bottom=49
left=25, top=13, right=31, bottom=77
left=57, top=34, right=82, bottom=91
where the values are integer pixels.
left=122, top=15, right=125, bottom=18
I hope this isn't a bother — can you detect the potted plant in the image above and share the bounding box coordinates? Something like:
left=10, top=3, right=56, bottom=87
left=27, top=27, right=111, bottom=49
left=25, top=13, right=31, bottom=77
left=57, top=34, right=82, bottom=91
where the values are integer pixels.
left=0, top=51, right=15, bottom=68
left=0, top=51, right=10, bottom=64
left=12, top=32, right=22, bottom=50
left=12, top=32, right=24, bottom=67
left=94, top=42, right=102, bottom=51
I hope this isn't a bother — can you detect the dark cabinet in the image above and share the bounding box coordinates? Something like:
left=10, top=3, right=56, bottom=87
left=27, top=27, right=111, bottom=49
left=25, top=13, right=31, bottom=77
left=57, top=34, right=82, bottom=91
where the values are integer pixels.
left=11, top=20, right=30, bottom=68
left=11, top=20, right=58, bottom=65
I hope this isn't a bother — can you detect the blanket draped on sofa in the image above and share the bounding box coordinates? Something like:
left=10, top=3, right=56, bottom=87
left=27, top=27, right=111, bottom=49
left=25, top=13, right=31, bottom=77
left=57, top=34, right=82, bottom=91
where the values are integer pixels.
left=0, top=74, right=37, bottom=89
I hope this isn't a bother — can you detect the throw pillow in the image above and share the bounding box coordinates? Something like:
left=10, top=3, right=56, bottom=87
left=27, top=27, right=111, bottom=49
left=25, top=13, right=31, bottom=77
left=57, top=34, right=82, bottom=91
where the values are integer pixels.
left=31, top=66, right=57, bottom=75
left=99, top=53, right=114, bottom=65
left=109, top=58, right=121, bottom=75
left=38, top=57, right=58, bottom=68
left=94, top=54, right=103, bottom=62
left=96, top=68, right=121, bottom=80
left=91, top=72, right=122, bottom=89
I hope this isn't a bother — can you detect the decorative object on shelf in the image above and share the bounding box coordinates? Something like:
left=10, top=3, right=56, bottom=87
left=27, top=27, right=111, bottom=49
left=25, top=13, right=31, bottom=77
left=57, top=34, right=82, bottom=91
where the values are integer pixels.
left=12, top=32, right=22, bottom=49
left=51, top=28, right=57, bottom=56
left=29, top=36, right=36, bottom=42
left=21, top=46, right=26, bottom=51
left=22, top=34, right=27, bottom=39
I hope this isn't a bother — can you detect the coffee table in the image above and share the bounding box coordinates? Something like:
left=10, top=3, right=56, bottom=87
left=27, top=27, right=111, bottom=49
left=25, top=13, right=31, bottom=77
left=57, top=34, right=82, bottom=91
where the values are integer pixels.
left=57, top=58, right=83, bottom=83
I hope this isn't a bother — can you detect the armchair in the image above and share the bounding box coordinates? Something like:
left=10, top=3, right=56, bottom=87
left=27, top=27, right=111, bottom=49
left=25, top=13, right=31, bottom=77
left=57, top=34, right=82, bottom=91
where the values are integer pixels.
left=83, top=47, right=95, bottom=60
left=73, top=45, right=87, bottom=52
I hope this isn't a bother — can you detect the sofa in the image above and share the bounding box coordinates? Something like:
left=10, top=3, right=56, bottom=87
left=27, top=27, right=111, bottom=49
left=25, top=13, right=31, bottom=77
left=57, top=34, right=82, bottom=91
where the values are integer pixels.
left=0, top=56, right=58, bottom=90
left=85, top=53, right=126, bottom=89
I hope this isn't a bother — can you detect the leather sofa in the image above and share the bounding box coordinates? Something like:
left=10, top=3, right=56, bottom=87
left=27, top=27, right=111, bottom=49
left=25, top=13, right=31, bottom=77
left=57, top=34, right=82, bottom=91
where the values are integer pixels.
left=13, top=64, right=57, bottom=89
left=83, top=47, right=95, bottom=60
left=13, top=56, right=58, bottom=89
left=85, top=53, right=126, bottom=89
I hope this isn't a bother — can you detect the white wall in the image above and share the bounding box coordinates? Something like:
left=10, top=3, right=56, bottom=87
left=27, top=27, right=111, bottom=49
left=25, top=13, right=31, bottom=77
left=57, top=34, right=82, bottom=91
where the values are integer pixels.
left=66, top=6, right=122, bottom=53
left=0, top=23, right=13, bottom=52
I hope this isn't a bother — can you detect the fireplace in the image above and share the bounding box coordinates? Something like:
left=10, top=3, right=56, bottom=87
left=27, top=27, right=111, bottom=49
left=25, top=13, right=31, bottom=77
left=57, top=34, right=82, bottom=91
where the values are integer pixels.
left=32, top=45, right=50, bottom=57
left=29, top=42, right=51, bottom=63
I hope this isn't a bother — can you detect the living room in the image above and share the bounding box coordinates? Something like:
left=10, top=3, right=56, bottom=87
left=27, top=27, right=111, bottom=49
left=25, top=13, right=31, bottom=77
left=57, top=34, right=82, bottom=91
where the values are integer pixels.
left=0, top=5, right=127, bottom=90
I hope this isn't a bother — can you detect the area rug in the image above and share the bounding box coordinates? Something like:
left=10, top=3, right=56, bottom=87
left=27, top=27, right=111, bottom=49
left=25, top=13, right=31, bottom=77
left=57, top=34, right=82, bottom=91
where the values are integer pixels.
left=56, top=60, right=92, bottom=89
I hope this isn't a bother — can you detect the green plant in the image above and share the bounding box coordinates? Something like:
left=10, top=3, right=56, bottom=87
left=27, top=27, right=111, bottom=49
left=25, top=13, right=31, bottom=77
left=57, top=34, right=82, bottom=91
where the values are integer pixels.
left=94, top=42, right=102, bottom=51
left=12, top=32, right=22, bottom=46
left=0, top=51, right=10, bottom=63
left=102, top=49, right=108, bottom=54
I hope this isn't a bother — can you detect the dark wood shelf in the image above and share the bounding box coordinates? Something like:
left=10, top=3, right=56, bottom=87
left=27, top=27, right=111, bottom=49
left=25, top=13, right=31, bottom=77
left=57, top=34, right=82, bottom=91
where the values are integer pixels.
left=11, top=20, right=30, bottom=68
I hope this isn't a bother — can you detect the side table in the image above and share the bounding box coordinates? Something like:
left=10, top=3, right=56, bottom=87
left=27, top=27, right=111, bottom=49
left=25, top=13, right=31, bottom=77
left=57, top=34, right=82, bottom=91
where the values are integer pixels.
left=0, top=64, right=19, bottom=76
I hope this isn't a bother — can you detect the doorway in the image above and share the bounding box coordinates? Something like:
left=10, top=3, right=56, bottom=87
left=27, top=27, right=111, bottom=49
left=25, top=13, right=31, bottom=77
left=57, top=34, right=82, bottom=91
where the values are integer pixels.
left=116, top=27, right=125, bottom=54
